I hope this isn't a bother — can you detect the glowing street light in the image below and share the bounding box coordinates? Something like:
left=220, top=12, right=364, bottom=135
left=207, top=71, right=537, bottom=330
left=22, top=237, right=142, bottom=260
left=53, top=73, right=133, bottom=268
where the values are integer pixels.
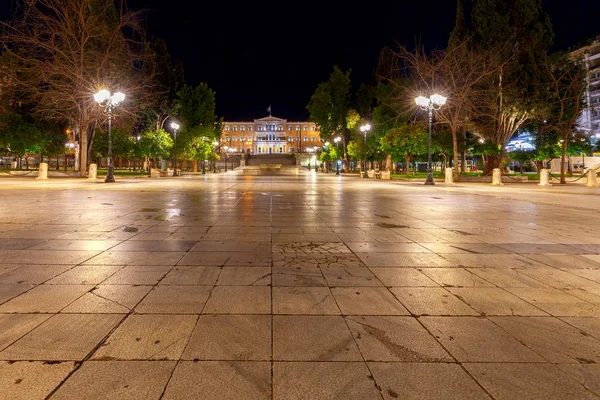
left=360, top=124, right=371, bottom=178
left=171, top=122, right=180, bottom=176
left=415, top=94, right=447, bottom=185
left=212, top=141, right=219, bottom=173
left=94, top=90, right=125, bottom=182
left=334, top=136, right=342, bottom=176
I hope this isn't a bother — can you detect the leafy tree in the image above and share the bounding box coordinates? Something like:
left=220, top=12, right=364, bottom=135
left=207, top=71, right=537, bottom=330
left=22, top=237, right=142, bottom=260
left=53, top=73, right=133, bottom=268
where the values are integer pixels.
left=0, top=111, right=43, bottom=168
left=139, top=129, right=173, bottom=170
left=379, top=123, right=428, bottom=174
left=307, top=66, right=352, bottom=171
left=0, top=0, right=149, bottom=177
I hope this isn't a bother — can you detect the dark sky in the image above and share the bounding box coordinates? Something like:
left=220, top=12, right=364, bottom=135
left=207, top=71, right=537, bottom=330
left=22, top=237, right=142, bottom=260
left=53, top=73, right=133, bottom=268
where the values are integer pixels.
left=3, top=0, right=600, bottom=121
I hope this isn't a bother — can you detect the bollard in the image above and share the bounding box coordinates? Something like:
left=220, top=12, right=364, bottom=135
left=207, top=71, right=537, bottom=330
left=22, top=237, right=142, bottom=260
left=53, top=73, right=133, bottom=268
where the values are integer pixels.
left=585, top=168, right=598, bottom=187
left=36, top=162, right=49, bottom=180
left=491, top=168, right=503, bottom=186
left=445, top=167, right=454, bottom=185
left=538, top=168, right=552, bottom=186
left=88, top=163, right=98, bottom=180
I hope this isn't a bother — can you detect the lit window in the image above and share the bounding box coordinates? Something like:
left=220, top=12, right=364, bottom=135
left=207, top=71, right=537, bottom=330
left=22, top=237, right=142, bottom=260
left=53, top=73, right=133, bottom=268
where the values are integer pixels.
left=304, top=136, right=308, bottom=141
left=249, top=126, right=253, bottom=131
left=278, top=125, right=283, bottom=131
left=279, top=147, right=283, bottom=153
left=240, top=136, right=244, bottom=141
left=240, top=126, right=245, bottom=131
left=288, top=136, right=292, bottom=142
left=304, top=125, right=308, bottom=131
left=258, top=126, right=262, bottom=131
left=288, top=125, right=292, bottom=131
left=296, top=136, right=300, bottom=142
left=296, top=125, right=300, bottom=131
left=233, top=125, right=238, bottom=131
left=233, top=136, right=238, bottom=142
left=311, top=136, right=315, bottom=141
left=311, top=125, right=316, bottom=131
left=225, top=136, right=229, bottom=141
left=225, top=126, right=230, bottom=131
left=258, top=147, right=262, bottom=153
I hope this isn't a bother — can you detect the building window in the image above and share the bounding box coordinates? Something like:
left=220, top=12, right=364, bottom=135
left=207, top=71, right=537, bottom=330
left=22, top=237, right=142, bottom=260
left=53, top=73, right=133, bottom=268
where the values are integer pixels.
left=279, top=147, right=283, bottom=153
left=296, top=125, right=300, bottom=131
left=248, top=126, right=253, bottom=131
left=258, top=126, right=262, bottom=131
left=288, top=136, right=292, bottom=142
left=233, top=125, right=238, bottom=131
left=258, top=147, right=262, bottom=153
left=311, top=136, right=315, bottom=141
left=311, top=125, right=316, bottom=131
left=278, top=125, right=283, bottom=131
left=225, top=126, right=230, bottom=131
left=225, top=136, right=229, bottom=141
left=304, top=136, right=308, bottom=141
left=304, top=125, right=308, bottom=131
left=240, top=136, right=244, bottom=141
left=296, top=136, right=300, bottom=142
left=288, top=125, right=292, bottom=131
left=233, top=136, right=238, bottom=142
left=240, top=126, right=245, bottom=131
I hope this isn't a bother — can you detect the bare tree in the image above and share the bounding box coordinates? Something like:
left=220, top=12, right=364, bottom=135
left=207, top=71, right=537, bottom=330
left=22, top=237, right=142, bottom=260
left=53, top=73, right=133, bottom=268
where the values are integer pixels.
left=0, top=0, right=149, bottom=177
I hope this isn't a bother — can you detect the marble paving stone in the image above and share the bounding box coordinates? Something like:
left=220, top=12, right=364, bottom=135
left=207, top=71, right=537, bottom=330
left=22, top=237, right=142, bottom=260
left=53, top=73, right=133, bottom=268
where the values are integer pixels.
left=370, top=268, right=439, bottom=287
left=83, top=251, right=185, bottom=266
left=190, top=241, right=270, bottom=253
left=564, top=268, right=600, bottom=284
left=273, top=362, right=381, bottom=399
left=0, top=250, right=101, bottom=265
left=447, top=288, right=549, bottom=316
left=163, top=361, right=271, bottom=400
left=203, top=286, right=271, bottom=314
left=272, top=287, right=340, bottom=315
left=495, top=243, right=588, bottom=254
left=0, top=284, right=93, bottom=313
left=101, top=265, right=173, bottom=285
left=419, top=316, right=545, bottom=362
left=518, top=268, right=600, bottom=289
left=51, top=361, right=176, bottom=400
left=369, top=362, right=491, bottom=400
left=91, top=314, right=197, bottom=360
left=566, top=244, right=600, bottom=254
left=62, top=285, right=152, bottom=314
left=390, top=287, right=479, bottom=316
left=521, top=254, right=600, bottom=269
left=466, top=268, right=551, bottom=288
left=27, top=240, right=120, bottom=251
left=557, top=364, right=600, bottom=396
left=109, top=240, right=198, bottom=252
left=46, top=265, right=123, bottom=285
left=355, top=253, right=456, bottom=268
left=559, top=317, right=600, bottom=340
left=216, top=267, right=271, bottom=286
left=0, top=314, right=123, bottom=360
left=417, top=242, right=512, bottom=254
left=158, top=266, right=221, bottom=285
left=440, top=254, right=545, bottom=268
left=0, top=361, right=75, bottom=400
left=271, top=266, right=327, bottom=286
left=0, top=314, right=52, bottom=351
left=176, top=251, right=230, bottom=266
left=489, top=316, right=600, bottom=363
left=182, top=315, right=271, bottom=360
left=321, top=266, right=383, bottom=287
left=420, top=268, right=495, bottom=288
left=0, top=239, right=45, bottom=250
left=505, top=287, right=600, bottom=317
left=465, top=363, right=596, bottom=400
left=0, top=283, right=35, bottom=304
left=345, top=242, right=430, bottom=253
left=273, top=316, right=363, bottom=361
left=331, top=287, right=410, bottom=316
left=0, top=265, right=74, bottom=285
left=0, top=264, right=23, bottom=276
left=345, top=316, right=452, bottom=362
left=134, top=285, right=212, bottom=314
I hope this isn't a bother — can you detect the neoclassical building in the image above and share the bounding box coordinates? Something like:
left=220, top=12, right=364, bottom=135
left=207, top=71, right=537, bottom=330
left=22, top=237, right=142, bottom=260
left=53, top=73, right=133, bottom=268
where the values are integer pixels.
left=220, top=115, right=322, bottom=154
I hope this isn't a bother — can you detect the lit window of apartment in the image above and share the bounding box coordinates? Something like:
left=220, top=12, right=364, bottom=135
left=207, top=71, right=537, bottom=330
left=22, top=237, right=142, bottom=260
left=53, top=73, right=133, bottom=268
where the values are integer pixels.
left=240, top=136, right=244, bottom=141
left=240, top=126, right=245, bottom=131
left=288, top=125, right=292, bottom=131
left=248, top=126, right=253, bottom=131
left=233, top=136, right=238, bottom=142
left=296, top=136, right=300, bottom=142
left=296, top=125, right=300, bottom=131
left=304, top=125, right=308, bottom=131
left=311, top=136, right=315, bottom=141
left=288, top=136, right=292, bottom=142
left=225, top=136, right=229, bottom=141
left=311, top=125, right=316, bottom=131
left=304, top=136, right=308, bottom=141
left=233, top=125, right=238, bottom=131
left=225, top=126, right=230, bottom=131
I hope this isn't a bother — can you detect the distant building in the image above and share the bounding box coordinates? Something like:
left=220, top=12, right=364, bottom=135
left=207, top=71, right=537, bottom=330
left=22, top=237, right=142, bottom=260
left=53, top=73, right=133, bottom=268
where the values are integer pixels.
left=571, top=36, right=600, bottom=146
left=220, top=115, right=322, bottom=154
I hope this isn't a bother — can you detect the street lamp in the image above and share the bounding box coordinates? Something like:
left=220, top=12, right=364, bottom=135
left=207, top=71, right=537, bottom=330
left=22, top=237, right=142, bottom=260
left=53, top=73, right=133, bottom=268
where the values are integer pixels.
left=224, top=146, right=229, bottom=171
left=93, top=89, right=125, bottom=182
left=171, top=122, right=180, bottom=176
left=212, top=141, right=219, bottom=173
left=415, top=94, right=447, bottom=185
left=360, top=124, right=370, bottom=178
left=334, top=136, right=342, bottom=176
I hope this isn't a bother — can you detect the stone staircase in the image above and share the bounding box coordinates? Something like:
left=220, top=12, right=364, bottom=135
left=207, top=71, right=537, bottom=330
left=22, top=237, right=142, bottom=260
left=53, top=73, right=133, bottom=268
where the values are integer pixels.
left=245, top=154, right=296, bottom=166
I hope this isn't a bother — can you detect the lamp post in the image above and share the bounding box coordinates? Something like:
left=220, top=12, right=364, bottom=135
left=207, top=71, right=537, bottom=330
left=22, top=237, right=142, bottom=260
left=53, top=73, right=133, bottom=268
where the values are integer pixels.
left=334, top=136, right=341, bottom=176
left=212, top=141, right=219, bottom=173
left=415, top=94, right=447, bottom=185
left=360, top=124, right=370, bottom=178
left=94, top=90, right=125, bottom=182
left=224, top=146, right=228, bottom=172
left=171, top=122, right=180, bottom=176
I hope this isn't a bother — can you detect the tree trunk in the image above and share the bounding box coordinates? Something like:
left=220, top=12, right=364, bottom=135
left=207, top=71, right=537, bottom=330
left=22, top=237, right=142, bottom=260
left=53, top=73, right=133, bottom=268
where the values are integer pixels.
left=192, top=160, right=198, bottom=172
left=385, top=154, right=392, bottom=171
left=560, top=140, right=567, bottom=184
left=451, top=127, right=460, bottom=182
left=484, top=154, right=503, bottom=175
left=405, top=156, right=410, bottom=175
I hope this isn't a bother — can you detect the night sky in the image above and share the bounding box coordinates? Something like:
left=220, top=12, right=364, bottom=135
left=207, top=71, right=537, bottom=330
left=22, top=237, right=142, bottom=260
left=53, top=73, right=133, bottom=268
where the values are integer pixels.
left=3, top=0, right=600, bottom=121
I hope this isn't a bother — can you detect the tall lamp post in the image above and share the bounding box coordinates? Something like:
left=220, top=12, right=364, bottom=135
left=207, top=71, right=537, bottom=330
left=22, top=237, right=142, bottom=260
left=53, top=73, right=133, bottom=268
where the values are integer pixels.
left=415, top=94, right=447, bottom=185
left=212, top=141, right=219, bottom=173
left=360, top=124, right=370, bottom=178
left=171, top=122, right=180, bottom=176
left=94, top=89, right=125, bottom=183
left=334, top=136, right=341, bottom=176
left=223, top=146, right=228, bottom=172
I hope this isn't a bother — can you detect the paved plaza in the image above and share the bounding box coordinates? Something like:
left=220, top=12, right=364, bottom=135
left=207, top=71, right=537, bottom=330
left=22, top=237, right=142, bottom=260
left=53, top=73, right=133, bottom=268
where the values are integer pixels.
left=0, top=172, right=599, bottom=399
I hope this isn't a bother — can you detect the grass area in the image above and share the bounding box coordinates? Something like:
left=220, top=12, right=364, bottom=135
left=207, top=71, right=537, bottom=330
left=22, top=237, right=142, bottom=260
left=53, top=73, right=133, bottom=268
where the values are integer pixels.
left=97, top=169, right=149, bottom=177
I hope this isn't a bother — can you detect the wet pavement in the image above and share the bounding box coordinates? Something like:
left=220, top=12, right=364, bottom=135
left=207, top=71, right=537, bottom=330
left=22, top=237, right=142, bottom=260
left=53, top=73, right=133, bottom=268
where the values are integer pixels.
left=0, top=172, right=599, bottom=399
